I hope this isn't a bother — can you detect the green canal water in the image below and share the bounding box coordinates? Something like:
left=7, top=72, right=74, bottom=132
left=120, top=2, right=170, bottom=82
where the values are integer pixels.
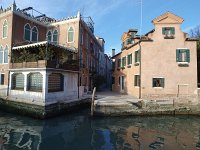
left=0, top=109, right=200, bottom=150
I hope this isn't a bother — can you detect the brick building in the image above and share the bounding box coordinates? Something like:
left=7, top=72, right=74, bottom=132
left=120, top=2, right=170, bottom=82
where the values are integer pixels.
left=0, top=2, right=111, bottom=100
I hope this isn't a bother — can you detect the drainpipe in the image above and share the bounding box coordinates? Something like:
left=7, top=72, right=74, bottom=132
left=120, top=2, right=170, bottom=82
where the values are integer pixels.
left=139, top=41, right=142, bottom=99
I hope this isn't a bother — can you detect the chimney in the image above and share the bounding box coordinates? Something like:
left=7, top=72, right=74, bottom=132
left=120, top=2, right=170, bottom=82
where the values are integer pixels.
left=112, top=49, right=115, bottom=57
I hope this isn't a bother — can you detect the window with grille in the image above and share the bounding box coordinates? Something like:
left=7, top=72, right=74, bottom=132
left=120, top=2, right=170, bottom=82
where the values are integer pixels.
left=153, top=78, right=164, bottom=88
left=27, top=73, right=43, bottom=92
left=48, top=73, right=64, bottom=92
left=12, top=73, right=24, bottom=90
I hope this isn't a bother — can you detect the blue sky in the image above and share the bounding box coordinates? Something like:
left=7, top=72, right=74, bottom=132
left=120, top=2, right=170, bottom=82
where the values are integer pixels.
left=1, top=0, right=200, bottom=55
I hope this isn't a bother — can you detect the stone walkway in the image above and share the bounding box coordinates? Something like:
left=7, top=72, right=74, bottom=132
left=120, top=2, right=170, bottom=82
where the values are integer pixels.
left=95, top=91, right=139, bottom=106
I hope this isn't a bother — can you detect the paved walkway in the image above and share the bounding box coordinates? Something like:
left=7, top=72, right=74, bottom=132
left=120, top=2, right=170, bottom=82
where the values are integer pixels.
left=95, top=91, right=139, bottom=106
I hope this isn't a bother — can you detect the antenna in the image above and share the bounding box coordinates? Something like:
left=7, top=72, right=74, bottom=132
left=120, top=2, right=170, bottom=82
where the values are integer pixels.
left=140, top=0, right=143, bottom=39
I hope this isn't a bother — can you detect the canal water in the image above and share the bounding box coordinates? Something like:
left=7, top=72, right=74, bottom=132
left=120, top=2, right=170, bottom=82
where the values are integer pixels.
left=0, top=109, right=200, bottom=150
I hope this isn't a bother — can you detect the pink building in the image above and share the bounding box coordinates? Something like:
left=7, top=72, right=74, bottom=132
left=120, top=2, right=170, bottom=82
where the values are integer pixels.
left=112, top=12, right=198, bottom=104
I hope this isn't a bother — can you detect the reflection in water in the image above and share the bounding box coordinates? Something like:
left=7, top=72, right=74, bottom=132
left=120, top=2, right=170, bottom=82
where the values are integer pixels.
left=0, top=110, right=200, bottom=150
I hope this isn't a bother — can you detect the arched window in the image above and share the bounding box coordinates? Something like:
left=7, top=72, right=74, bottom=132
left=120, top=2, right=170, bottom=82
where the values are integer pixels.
left=32, top=26, right=38, bottom=42
left=12, top=73, right=24, bottom=90
left=4, top=45, right=8, bottom=63
left=53, top=30, right=58, bottom=44
left=27, top=72, right=43, bottom=92
left=47, top=31, right=52, bottom=42
left=68, top=27, right=74, bottom=43
left=2, top=20, right=8, bottom=38
left=48, top=73, right=64, bottom=92
left=0, top=46, right=3, bottom=63
left=24, top=24, right=31, bottom=41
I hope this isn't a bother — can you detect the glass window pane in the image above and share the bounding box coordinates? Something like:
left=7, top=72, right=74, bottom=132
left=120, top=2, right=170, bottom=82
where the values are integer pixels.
left=0, top=47, right=3, bottom=64
left=24, top=24, right=31, bottom=41
left=4, top=46, right=8, bottom=63
left=68, top=27, right=74, bottom=42
left=32, top=27, right=38, bottom=42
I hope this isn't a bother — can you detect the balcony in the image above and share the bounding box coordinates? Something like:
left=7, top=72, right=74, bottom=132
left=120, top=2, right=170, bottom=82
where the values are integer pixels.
left=10, top=60, right=79, bottom=71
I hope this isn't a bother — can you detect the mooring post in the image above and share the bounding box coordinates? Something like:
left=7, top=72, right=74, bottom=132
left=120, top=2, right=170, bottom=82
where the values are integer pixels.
left=91, top=87, right=96, bottom=116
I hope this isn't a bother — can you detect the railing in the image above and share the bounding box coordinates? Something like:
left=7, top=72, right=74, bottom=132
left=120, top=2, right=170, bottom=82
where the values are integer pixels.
left=10, top=60, right=78, bottom=71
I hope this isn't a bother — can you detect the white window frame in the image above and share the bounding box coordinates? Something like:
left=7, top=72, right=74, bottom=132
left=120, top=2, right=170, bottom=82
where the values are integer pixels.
left=31, top=26, right=38, bottom=42
left=177, top=48, right=189, bottom=65
left=24, top=23, right=31, bottom=42
left=135, top=49, right=140, bottom=64
left=67, top=26, right=75, bottom=43
left=134, top=74, right=140, bottom=87
left=2, top=19, right=8, bottom=39
left=52, top=29, right=58, bottom=44
left=47, top=30, right=52, bottom=42
left=3, top=45, right=8, bottom=64
left=0, top=45, right=3, bottom=64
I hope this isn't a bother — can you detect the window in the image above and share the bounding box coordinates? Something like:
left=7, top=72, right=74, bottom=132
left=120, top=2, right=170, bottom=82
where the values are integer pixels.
left=4, top=45, right=8, bottom=63
left=86, top=33, right=88, bottom=49
left=80, top=28, right=83, bottom=45
left=0, top=74, right=4, bottom=85
left=48, top=73, right=64, bottom=92
left=12, top=73, right=24, bottom=90
left=117, top=58, right=121, bottom=68
left=118, top=76, right=120, bottom=85
left=27, top=73, right=43, bottom=92
left=153, top=78, right=164, bottom=88
left=47, top=31, right=52, bottom=42
left=122, top=57, right=126, bottom=67
left=135, top=50, right=140, bottom=63
left=2, top=20, right=8, bottom=38
left=127, top=54, right=132, bottom=65
left=176, top=49, right=190, bottom=63
left=134, top=75, right=140, bottom=87
left=162, top=27, right=175, bottom=38
left=24, top=24, right=31, bottom=41
left=112, top=77, right=115, bottom=84
left=121, top=42, right=124, bottom=48
left=112, top=61, right=115, bottom=70
left=53, top=30, right=58, bottom=44
left=31, top=26, right=38, bottom=42
left=0, top=46, right=3, bottom=64
left=68, top=27, right=74, bottom=42
left=126, top=39, right=132, bottom=45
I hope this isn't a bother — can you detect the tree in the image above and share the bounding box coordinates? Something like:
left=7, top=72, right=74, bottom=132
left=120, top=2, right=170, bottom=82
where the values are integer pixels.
left=190, top=26, right=200, bottom=84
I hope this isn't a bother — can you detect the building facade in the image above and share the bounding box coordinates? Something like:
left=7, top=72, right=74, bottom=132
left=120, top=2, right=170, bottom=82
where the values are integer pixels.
left=112, top=12, right=198, bottom=103
left=0, top=2, right=111, bottom=104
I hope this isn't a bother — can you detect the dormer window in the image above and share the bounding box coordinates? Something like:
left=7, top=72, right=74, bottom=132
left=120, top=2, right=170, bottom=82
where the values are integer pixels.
left=126, top=38, right=132, bottom=45
left=162, top=27, right=175, bottom=39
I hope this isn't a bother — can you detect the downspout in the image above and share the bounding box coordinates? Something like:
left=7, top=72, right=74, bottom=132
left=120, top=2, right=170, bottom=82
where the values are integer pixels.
left=139, top=41, right=142, bottom=99
left=77, top=13, right=81, bottom=99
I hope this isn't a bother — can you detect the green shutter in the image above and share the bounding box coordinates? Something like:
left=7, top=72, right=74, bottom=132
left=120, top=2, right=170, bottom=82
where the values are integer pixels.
left=176, top=49, right=179, bottom=62
left=186, top=49, right=190, bottom=63
left=134, top=51, right=136, bottom=63
left=130, top=54, right=132, bottom=64
left=162, top=28, right=166, bottom=35
left=138, top=50, right=140, bottom=62
left=171, top=27, right=175, bottom=35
